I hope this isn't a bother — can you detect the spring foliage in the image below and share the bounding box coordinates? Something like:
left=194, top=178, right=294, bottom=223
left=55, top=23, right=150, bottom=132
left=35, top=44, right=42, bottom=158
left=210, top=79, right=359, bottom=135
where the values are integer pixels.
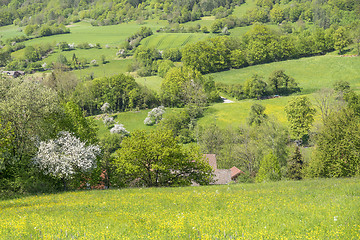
left=34, top=131, right=101, bottom=180
left=256, top=152, right=281, bottom=183
left=114, top=130, right=213, bottom=187
left=144, top=106, right=165, bottom=125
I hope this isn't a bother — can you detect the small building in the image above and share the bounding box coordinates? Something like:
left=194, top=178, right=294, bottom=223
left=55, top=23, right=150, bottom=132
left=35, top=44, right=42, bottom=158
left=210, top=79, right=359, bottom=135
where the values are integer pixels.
left=2, top=71, right=25, bottom=78
left=230, top=166, right=244, bottom=180
left=203, top=154, right=244, bottom=185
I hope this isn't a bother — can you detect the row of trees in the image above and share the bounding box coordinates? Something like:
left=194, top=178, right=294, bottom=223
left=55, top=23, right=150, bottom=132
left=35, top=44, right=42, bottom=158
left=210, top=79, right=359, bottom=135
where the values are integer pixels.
left=198, top=80, right=360, bottom=183
left=216, top=70, right=300, bottom=100
left=1, top=73, right=359, bottom=196
left=182, top=24, right=351, bottom=74
left=0, top=74, right=216, bottom=196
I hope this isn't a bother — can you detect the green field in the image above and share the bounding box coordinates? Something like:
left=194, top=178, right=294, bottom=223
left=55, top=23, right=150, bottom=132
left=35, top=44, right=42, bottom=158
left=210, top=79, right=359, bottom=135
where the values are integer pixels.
left=209, top=55, right=360, bottom=94
left=24, top=21, right=166, bottom=47
left=140, top=32, right=212, bottom=50
left=198, top=96, right=294, bottom=128
left=1, top=178, right=359, bottom=239
left=94, top=107, right=182, bottom=139
left=231, top=0, right=257, bottom=18
left=0, top=25, right=24, bottom=41
left=135, top=75, right=163, bottom=92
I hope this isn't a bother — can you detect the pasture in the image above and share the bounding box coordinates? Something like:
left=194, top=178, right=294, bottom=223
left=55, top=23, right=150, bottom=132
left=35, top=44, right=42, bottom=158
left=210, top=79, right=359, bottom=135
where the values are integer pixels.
left=209, top=55, right=360, bottom=94
left=140, top=32, right=212, bottom=50
left=94, top=107, right=182, bottom=139
left=0, top=24, right=24, bottom=40
left=198, top=96, right=293, bottom=128
left=1, top=178, right=359, bottom=239
left=24, top=21, right=166, bottom=47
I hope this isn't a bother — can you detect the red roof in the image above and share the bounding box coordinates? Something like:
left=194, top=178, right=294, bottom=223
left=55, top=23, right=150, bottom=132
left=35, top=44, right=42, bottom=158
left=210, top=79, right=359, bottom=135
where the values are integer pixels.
left=230, top=166, right=244, bottom=179
left=204, top=154, right=217, bottom=170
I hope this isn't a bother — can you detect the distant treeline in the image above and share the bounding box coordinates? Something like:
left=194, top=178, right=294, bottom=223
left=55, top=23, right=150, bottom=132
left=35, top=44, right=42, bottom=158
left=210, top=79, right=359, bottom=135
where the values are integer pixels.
left=182, top=24, right=351, bottom=74
left=1, top=0, right=359, bottom=29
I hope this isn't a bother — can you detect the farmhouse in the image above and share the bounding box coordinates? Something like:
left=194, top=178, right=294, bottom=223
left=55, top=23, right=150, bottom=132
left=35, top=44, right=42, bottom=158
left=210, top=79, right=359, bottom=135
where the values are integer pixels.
left=1, top=70, right=25, bottom=78
left=204, top=154, right=244, bottom=185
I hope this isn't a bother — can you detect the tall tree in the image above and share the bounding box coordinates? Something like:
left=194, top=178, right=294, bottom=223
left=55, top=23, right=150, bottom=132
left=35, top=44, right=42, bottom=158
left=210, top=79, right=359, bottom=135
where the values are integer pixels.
left=333, top=26, right=350, bottom=54
left=256, top=152, right=281, bottom=183
left=114, top=130, right=213, bottom=187
left=285, top=96, right=316, bottom=144
left=287, top=147, right=303, bottom=180
left=311, top=109, right=360, bottom=177
left=244, top=74, right=267, bottom=99
left=247, top=103, right=267, bottom=126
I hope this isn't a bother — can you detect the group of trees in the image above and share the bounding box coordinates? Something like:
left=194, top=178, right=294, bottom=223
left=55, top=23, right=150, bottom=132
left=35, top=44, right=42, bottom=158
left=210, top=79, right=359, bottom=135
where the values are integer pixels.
left=72, top=74, right=159, bottom=115
left=0, top=74, right=214, bottom=197
left=216, top=70, right=299, bottom=101
left=197, top=80, right=360, bottom=183
left=23, top=24, right=70, bottom=37
left=0, top=76, right=99, bottom=196
left=1, top=0, right=359, bottom=32
left=182, top=25, right=351, bottom=74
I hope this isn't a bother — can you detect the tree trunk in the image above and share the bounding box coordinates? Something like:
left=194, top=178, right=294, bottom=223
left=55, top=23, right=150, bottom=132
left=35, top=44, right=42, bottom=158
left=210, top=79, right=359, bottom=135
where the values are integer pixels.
left=62, top=178, right=67, bottom=191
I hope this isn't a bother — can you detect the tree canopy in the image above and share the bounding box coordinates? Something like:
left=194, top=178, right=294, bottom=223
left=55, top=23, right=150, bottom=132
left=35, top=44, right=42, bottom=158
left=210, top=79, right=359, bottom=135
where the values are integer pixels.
left=113, top=130, right=213, bottom=187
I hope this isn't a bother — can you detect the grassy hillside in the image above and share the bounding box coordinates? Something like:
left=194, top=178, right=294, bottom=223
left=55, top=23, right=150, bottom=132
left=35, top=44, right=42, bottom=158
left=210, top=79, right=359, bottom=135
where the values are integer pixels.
left=140, top=32, right=212, bottom=50
left=0, top=25, right=24, bottom=40
left=94, top=107, right=183, bottom=139
left=1, top=178, right=359, bottom=239
left=210, top=55, right=360, bottom=94
left=198, top=96, right=293, bottom=128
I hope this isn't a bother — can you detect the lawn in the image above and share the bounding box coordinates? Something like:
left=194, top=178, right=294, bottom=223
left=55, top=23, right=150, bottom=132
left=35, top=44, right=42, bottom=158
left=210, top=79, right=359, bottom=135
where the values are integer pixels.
left=94, top=107, right=181, bottom=140
left=209, top=55, right=360, bottom=94
left=1, top=178, right=359, bottom=239
left=0, top=25, right=25, bottom=41
left=197, top=96, right=294, bottom=128
left=140, top=32, right=213, bottom=50
left=23, top=21, right=167, bottom=48
left=231, top=0, right=257, bottom=18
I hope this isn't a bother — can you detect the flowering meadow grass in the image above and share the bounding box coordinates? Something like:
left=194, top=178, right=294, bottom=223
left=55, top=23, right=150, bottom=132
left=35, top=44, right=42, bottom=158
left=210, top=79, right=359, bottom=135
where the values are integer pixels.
left=1, top=178, right=359, bottom=239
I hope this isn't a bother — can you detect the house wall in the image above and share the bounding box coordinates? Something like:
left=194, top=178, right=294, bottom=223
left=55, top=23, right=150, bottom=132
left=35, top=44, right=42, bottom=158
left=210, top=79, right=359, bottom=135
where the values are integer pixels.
left=213, top=169, right=232, bottom=185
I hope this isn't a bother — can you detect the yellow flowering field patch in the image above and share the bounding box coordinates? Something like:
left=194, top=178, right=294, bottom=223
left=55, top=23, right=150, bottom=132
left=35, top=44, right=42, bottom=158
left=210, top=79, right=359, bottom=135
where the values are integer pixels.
left=0, top=178, right=359, bottom=239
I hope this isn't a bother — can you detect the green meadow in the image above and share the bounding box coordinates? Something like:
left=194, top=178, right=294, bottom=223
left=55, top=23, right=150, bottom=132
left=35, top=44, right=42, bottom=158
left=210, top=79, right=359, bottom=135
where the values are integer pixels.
left=140, top=32, right=212, bottom=50
left=1, top=178, right=359, bottom=239
left=231, top=0, right=257, bottom=18
left=209, top=55, right=360, bottom=94
left=0, top=24, right=24, bottom=40
left=94, top=108, right=183, bottom=139
left=25, top=21, right=167, bottom=47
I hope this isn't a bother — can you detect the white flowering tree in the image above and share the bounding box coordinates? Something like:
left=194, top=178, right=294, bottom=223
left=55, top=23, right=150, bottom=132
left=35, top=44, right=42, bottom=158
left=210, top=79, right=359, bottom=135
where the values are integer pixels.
left=110, top=123, right=129, bottom=135
left=33, top=131, right=101, bottom=190
left=144, top=106, right=165, bottom=126
left=101, top=102, right=111, bottom=113
left=103, top=116, right=115, bottom=127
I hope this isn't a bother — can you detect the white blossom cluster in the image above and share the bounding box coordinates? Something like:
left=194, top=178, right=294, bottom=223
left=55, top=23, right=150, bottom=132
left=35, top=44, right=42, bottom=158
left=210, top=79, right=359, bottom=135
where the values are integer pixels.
left=33, top=131, right=101, bottom=180
left=144, top=106, right=165, bottom=125
left=110, top=123, right=129, bottom=135
left=103, top=116, right=114, bottom=126
left=90, top=59, right=97, bottom=65
left=101, top=102, right=110, bottom=113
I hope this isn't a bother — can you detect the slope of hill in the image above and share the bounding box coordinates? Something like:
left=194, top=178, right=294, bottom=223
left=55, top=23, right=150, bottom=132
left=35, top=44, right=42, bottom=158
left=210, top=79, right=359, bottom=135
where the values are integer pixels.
left=1, top=178, right=359, bottom=239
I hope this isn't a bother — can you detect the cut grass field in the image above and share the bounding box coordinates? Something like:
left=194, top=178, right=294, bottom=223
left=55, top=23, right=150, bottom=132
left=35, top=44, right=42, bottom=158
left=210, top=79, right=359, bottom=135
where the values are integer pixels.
left=1, top=178, right=359, bottom=239
left=209, top=55, right=360, bottom=94
left=140, top=32, right=213, bottom=50
left=198, top=96, right=293, bottom=128
left=24, top=20, right=167, bottom=48
left=0, top=25, right=24, bottom=40
left=94, top=108, right=182, bottom=139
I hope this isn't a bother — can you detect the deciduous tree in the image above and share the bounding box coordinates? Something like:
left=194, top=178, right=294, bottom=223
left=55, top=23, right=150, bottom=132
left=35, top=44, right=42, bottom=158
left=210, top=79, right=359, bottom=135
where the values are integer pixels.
left=34, top=131, right=101, bottom=190
left=114, top=130, right=213, bottom=187
left=285, top=96, right=316, bottom=143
